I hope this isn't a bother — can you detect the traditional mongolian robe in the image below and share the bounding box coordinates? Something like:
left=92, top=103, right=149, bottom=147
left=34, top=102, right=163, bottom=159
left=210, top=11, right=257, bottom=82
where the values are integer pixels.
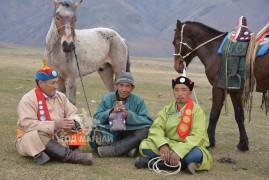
left=15, top=89, right=81, bottom=157
left=139, top=101, right=213, bottom=171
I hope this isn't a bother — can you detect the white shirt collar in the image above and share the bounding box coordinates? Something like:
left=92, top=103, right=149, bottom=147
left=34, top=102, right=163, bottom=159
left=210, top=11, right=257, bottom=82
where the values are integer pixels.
left=43, top=90, right=59, bottom=100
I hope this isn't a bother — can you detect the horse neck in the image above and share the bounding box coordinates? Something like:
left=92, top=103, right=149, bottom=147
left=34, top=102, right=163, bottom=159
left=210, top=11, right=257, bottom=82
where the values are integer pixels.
left=190, top=25, right=224, bottom=68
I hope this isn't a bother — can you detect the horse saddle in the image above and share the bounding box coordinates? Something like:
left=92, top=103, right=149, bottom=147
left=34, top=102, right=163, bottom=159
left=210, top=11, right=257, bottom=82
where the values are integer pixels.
left=218, top=16, right=253, bottom=54
left=217, top=16, right=269, bottom=91
left=228, top=16, right=253, bottom=42
left=219, top=17, right=269, bottom=57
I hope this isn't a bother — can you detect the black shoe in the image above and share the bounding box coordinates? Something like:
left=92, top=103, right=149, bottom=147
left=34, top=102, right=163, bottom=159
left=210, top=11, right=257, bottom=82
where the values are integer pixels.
left=134, top=157, right=150, bottom=169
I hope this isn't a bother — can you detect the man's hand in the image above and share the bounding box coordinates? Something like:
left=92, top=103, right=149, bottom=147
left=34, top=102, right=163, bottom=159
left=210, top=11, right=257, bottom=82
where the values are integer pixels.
left=159, top=144, right=170, bottom=161
left=169, top=152, right=181, bottom=166
left=112, top=101, right=128, bottom=119
left=54, top=118, right=75, bottom=131
left=113, top=101, right=125, bottom=112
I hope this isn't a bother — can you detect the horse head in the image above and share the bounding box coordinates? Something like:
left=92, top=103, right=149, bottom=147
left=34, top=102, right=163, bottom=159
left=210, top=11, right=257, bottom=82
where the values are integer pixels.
left=173, top=20, right=197, bottom=73
left=52, top=0, right=82, bottom=52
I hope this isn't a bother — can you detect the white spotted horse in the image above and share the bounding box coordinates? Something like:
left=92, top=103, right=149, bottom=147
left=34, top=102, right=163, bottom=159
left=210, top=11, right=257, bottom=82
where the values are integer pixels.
left=46, top=0, right=130, bottom=105
left=173, top=17, right=269, bottom=151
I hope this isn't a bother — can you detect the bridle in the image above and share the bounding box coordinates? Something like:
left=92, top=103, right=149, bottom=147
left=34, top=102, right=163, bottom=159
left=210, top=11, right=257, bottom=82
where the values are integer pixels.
left=55, top=23, right=75, bottom=38
left=173, top=23, right=225, bottom=60
left=46, top=23, right=75, bottom=55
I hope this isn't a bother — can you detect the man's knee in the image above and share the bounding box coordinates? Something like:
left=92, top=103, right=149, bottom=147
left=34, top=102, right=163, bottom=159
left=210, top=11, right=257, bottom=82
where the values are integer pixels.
left=183, top=148, right=203, bottom=164
left=38, top=132, right=52, bottom=146
left=89, top=127, right=114, bottom=148
left=133, top=128, right=149, bottom=140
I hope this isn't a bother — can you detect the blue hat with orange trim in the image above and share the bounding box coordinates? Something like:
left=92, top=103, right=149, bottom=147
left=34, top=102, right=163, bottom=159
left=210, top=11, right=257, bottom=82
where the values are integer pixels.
left=172, top=75, right=194, bottom=91
left=36, top=59, right=58, bottom=80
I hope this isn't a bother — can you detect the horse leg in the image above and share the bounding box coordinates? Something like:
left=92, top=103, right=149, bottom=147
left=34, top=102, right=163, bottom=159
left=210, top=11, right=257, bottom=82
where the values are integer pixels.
left=98, top=63, right=115, bottom=91
left=66, top=77, right=77, bottom=105
left=58, top=76, right=66, bottom=94
left=229, top=91, right=249, bottom=151
left=207, top=86, right=225, bottom=149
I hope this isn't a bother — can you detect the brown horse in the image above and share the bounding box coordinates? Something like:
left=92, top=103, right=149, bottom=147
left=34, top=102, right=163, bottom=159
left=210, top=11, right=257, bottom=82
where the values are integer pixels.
left=173, top=20, right=255, bottom=151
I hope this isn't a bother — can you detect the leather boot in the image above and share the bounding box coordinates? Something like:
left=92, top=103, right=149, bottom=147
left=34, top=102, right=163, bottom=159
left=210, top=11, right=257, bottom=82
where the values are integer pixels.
left=97, top=134, right=141, bottom=157
left=44, top=139, right=93, bottom=165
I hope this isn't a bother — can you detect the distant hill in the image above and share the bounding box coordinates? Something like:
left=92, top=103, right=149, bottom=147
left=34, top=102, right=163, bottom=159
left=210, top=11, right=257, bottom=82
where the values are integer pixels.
left=0, top=0, right=269, bottom=57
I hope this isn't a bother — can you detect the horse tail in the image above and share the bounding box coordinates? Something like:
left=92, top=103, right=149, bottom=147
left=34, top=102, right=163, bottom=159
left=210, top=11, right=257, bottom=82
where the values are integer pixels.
left=126, top=50, right=130, bottom=72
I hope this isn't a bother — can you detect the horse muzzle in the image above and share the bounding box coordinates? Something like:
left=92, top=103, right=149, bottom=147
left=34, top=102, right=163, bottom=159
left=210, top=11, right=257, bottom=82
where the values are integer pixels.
left=174, top=58, right=184, bottom=73
left=62, top=41, right=75, bottom=52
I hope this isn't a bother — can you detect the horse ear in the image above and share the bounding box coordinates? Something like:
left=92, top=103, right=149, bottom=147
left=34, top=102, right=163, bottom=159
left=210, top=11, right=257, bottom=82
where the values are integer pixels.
left=52, top=0, right=60, bottom=9
left=176, top=20, right=182, bottom=31
left=74, top=0, right=83, bottom=9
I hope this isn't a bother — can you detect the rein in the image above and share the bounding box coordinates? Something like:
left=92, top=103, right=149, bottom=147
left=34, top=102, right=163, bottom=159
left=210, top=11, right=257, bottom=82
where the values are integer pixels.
left=73, top=48, right=93, bottom=118
left=51, top=17, right=92, bottom=117
left=173, top=23, right=225, bottom=59
left=173, top=23, right=224, bottom=106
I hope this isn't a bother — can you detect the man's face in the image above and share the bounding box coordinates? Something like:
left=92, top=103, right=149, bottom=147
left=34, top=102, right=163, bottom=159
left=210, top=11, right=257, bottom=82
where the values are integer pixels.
left=117, top=82, right=134, bottom=100
left=38, top=78, right=59, bottom=98
left=173, top=84, right=192, bottom=106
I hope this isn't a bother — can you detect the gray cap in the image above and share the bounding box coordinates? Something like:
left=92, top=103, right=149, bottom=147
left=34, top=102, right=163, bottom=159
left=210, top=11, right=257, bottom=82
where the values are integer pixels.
left=116, top=72, right=134, bottom=86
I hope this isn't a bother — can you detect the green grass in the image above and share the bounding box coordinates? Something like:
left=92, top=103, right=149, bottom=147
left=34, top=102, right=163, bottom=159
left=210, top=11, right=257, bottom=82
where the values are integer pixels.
left=0, top=44, right=269, bottom=179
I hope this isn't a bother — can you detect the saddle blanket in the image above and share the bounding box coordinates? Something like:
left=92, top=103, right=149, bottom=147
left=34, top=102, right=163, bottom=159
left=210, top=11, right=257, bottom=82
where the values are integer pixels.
left=217, top=37, right=248, bottom=90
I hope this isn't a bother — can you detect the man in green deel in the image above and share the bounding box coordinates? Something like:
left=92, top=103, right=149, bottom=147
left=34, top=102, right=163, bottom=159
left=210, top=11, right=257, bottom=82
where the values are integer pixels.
left=135, top=75, right=213, bottom=174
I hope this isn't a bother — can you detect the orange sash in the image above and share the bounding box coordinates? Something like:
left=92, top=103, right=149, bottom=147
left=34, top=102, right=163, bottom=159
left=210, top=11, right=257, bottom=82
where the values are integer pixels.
left=17, top=129, right=24, bottom=139
left=177, top=98, right=194, bottom=139
left=17, top=86, right=86, bottom=146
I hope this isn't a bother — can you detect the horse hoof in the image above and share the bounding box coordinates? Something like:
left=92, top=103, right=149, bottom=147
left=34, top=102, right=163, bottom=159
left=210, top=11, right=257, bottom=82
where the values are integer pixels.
left=207, top=146, right=215, bottom=150
left=208, top=142, right=215, bottom=149
left=237, top=144, right=249, bottom=151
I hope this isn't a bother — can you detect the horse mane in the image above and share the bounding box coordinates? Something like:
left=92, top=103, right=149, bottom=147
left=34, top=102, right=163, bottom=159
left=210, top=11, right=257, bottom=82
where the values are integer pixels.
left=184, top=21, right=225, bottom=34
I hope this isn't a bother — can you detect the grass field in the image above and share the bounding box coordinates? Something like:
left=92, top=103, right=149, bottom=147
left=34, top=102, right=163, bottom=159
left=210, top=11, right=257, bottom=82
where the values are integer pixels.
left=0, top=43, right=269, bottom=179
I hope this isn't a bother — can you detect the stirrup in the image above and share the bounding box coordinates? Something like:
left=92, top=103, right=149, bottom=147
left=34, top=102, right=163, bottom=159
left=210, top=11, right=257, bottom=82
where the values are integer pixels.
left=227, top=74, right=241, bottom=89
